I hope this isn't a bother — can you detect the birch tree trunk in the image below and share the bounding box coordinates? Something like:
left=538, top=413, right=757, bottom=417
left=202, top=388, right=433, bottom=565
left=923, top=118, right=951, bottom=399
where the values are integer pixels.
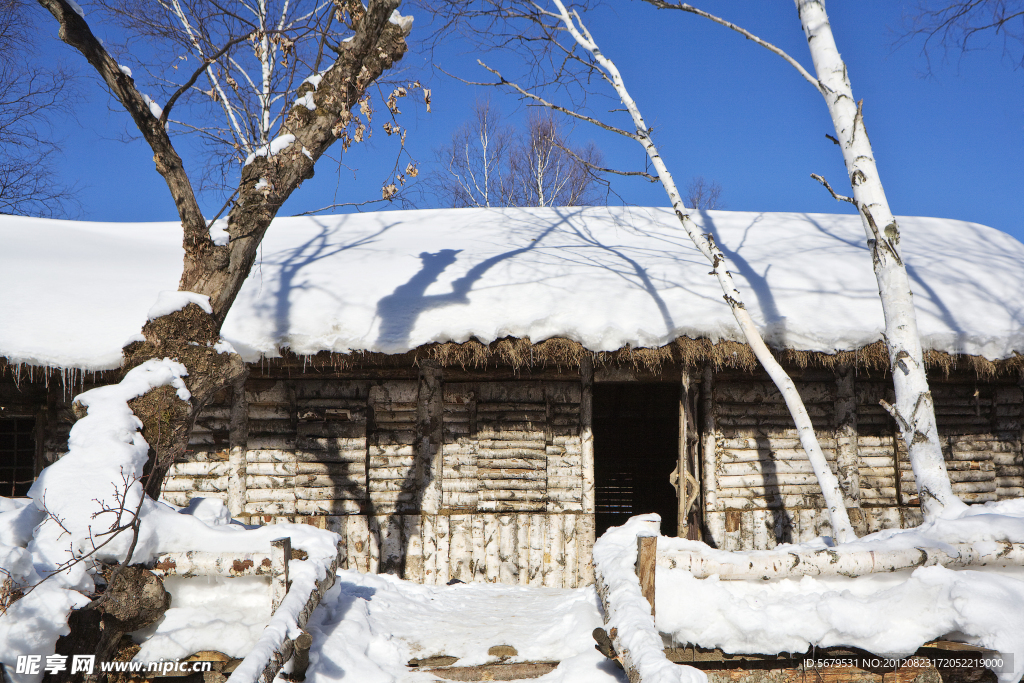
left=549, top=0, right=856, bottom=543
left=795, top=0, right=963, bottom=520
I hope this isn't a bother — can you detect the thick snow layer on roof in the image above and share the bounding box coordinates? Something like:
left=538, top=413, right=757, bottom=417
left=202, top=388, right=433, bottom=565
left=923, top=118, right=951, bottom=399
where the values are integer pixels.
left=2, top=207, right=1022, bottom=371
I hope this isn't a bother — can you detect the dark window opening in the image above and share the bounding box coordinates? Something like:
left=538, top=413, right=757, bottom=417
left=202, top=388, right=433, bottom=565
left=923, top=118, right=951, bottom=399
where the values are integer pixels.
left=1, top=418, right=36, bottom=497
left=593, top=384, right=679, bottom=538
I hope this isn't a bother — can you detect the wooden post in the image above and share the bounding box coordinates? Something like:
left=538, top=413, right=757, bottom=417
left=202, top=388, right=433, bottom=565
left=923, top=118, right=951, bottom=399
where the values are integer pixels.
left=579, top=356, right=596, bottom=585
left=677, top=369, right=691, bottom=537
left=271, top=537, right=291, bottom=613
left=635, top=534, right=657, bottom=619
left=228, top=378, right=249, bottom=520
left=702, top=366, right=724, bottom=547
left=416, top=362, right=444, bottom=513
left=286, top=632, right=313, bottom=682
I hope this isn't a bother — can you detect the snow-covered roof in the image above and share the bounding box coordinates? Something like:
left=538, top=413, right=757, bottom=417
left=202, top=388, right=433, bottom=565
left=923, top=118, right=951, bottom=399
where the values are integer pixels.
left=2, top=207, right=1022, bottom=372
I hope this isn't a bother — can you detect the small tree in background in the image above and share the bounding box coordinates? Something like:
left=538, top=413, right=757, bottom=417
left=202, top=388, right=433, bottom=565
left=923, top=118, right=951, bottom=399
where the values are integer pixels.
left=429, top=101, right=604, bottom=207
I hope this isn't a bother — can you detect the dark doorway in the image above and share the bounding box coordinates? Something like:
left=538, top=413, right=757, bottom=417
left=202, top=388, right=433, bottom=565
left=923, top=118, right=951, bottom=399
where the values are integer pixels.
left=593, top=383, right=679, bottom=537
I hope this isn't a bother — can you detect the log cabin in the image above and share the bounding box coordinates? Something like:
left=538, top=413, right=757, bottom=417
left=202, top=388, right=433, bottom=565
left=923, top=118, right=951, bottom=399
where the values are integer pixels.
left=1, top=207, right=1022, bottom=588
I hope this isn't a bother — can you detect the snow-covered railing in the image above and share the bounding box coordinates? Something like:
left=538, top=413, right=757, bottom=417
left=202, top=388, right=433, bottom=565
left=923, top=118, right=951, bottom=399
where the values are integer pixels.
left=592, top=515, right=705, bottom=683
left=657, top=541, right=1024, bottom=580
left=147, top=537, right=340, bottom=683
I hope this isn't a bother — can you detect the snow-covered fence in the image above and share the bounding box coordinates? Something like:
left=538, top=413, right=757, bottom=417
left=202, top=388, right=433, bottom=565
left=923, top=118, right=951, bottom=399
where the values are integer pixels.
left=148, top=537, right=339, bottom=683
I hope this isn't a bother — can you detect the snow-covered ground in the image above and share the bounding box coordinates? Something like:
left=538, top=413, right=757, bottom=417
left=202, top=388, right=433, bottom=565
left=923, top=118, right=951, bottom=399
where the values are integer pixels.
left=2, top=207, right=1023, bottom=371
left=304, top=571, right=626, bottom=683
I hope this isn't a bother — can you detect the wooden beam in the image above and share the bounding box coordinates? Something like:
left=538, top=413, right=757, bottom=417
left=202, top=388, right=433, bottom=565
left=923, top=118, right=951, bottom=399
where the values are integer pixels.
left=702, top=366, right=724, bottom=546
left=228, top=378, right=249, bottom=519
left=579, top=356, right=596, bottom=585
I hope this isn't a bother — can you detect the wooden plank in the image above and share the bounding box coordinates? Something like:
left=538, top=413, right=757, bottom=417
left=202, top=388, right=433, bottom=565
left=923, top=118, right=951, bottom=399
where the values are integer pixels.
left=636, top=535, right=657, bottom=618
left=703, top=367, right=722, bottom=543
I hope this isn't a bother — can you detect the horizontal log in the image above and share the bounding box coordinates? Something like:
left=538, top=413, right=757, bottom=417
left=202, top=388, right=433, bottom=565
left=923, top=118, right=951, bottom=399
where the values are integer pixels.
left=478, top=490, right=546, bottom=501
left=295, top=487, right=366, bottom=501
left=658, top=542, right=1024, bottom=579
left=477, top=500, right=546, bottom=512
left=247, top=449, right=365, bottom=463
left=368, top=445, right=415, bottom=456
left=547, top=467, right=581, bottom=480
left=297, top=462, right=365, bottom=476
left=477, top=468, right=546, bottom=480
left=244, top=501, right=295, bottom=514
left=371, top=455, right=415, bottom=468
left=476, top=448, right=548, bottom=458
left=297, top=499, right=365, bottom=515
left=169, top=462, right=230, bottom=477
left=715, top=494, right=826, bottom=511
left=149, top=552, right=274, bottom=577
left=163, top=476, right=229, bottom=492
left=948, top=470, right=996, bottom=483
left=442, top=481, right=479, bottom=492
left=718, top=473, right=825, bottom=488
left=950, top=481, right=998, bottom=493
left=247, top=462, right=297, bottom=476
left=367, top=467, right=416, bottom=480
left=719, top=449, right=836, bottom=463
left=480, top=479, right=544, bottom=491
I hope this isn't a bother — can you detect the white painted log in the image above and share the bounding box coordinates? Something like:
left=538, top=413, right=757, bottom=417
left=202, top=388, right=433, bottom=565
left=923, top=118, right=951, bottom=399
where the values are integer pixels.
left=149, top=551, right=274, bottom=577
left=295, top=500, right=364, bottom=515
left=435, top=514, right=451, bottom=583
left=517, top=513, right=531, bottom=586
left=564, top=513, right=578, bottom=589
left=422, top=515, right=437, bottom=584
left=660, top=542, right=1024, bottom=580
left=170, top=461, right=231, bottom=476
left=164, top=476, right=230, bottom=492
left=484, top=515, right=500, bottom=582
left=702, top=367, right=725, bottom=546
left=544, top=513, right=563, bottom=588
left=528, top=513, right=544, bottom=586
left=449, top=515, right=471, bottom=582
left=578, top=513, right=596, bottom=585
left=471, top=515, right=486, bottom=581
left=498, top=514, right=517, bottom=584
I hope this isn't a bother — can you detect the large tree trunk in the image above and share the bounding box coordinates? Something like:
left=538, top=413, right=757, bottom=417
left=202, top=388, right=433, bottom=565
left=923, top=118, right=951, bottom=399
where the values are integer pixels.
left=34, top=1, right=409, bottom=676
left=795, top=0, right=963, bottom=520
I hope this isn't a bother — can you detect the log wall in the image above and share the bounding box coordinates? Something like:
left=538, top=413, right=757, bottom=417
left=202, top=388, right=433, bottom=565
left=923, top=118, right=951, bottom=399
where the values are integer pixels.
left=160, top=375, right=593, bottom=587
left=703, top=370, right=1024, bottom=550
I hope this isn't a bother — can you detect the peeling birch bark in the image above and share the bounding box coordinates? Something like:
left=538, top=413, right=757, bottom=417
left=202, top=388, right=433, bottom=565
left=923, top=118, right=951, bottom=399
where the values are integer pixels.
left=659, top=541, right=1024, bottom=580
left=795, top=0, right=962, bottom=520
left=549, top=0, right=855, bottom=543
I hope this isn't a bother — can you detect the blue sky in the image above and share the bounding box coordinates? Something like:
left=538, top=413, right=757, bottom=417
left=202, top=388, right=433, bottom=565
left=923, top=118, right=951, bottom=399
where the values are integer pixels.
left=38, top=2, right=1024, bottom=242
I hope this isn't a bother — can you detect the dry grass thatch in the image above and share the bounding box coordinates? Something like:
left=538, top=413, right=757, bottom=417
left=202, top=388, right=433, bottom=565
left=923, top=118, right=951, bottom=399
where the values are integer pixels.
left=257, top=336, right=1024, bottom=379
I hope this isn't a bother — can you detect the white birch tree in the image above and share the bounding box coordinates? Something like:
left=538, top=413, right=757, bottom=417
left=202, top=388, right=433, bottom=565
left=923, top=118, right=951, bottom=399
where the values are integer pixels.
left=428, top=101, right=604, bottom=208
left=452, top=0, right=858, bottom=543
left=638, top=0, right=964, bottom=520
